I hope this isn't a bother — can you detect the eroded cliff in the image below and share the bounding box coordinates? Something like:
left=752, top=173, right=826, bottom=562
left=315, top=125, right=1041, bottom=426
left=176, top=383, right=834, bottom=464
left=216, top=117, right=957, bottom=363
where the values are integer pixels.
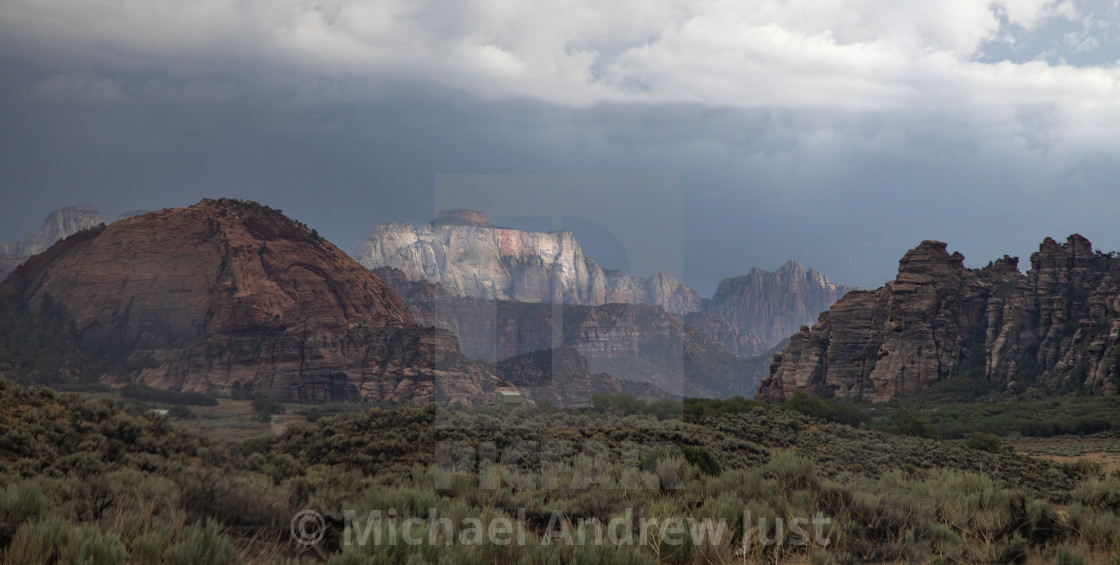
left=757, top=235, right=1120, bottom=402
left=353, top=210, right=703, bottom=315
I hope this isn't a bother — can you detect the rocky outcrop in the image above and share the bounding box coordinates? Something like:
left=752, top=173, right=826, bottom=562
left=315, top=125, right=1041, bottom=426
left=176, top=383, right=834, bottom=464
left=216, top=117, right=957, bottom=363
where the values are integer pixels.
left=757, top=236, right=1120, bottom=403
left=374, top=267, right=768, bottom=398
left=0, top=206, right=107, bottom=281
left=705, top=260, right=856, bottom=347
left=0, top=199, right=507, bottom=405
left=353, top=211, right=703, bottom=315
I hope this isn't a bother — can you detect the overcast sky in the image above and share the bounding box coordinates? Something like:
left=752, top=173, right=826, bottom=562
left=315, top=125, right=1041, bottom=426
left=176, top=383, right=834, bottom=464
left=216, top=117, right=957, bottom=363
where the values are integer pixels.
left=3, top=0, right=1120, bottom=294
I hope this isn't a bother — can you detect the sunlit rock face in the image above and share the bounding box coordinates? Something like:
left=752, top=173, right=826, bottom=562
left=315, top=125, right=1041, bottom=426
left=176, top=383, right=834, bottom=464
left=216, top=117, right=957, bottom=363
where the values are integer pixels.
left=0, top=205, right=107, bottom=281
left=353, top=210, right=703, bottom=315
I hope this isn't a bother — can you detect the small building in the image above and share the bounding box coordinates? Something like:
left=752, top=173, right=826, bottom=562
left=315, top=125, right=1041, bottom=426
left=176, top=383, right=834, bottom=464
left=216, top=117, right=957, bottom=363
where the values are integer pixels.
left=495, top=390, right=523, bottom=407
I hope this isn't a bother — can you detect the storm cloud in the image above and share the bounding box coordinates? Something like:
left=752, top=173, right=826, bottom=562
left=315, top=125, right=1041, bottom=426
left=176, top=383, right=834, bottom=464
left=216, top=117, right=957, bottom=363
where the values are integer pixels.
left=2, top=0, right=1120, bottom=293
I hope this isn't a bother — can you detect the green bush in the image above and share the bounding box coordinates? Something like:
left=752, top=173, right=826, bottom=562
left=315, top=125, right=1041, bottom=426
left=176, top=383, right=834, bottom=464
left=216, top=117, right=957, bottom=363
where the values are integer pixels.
left=168, top=405, right=197, bottom=420
left=964, top=432, right=1002, bottom=453
left=680, top=444, right=722, bottom=477
left=782, top=390, right=870, bottom=428
left=887, top=408, right=941, bottom=439
left=252, top=397, right=286, bottom=415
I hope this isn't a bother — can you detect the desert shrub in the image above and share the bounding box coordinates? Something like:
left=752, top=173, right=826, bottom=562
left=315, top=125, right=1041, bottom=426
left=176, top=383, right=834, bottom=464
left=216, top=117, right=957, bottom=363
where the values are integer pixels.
left=1054, top=543, right=1088, bottom=565
left=175, top=467, right=290, bottom=527
left=683, top=396, right=759, bottom=420
left=765, top=449, right=817, bottom=494
left=680, top=444, right=721, bottom=477
left=964, top=432, right=1003, bottom=453
left=886, top=408, right=940, bottom=439
left=0, top=480, right=47, bottom=522
left=129, top=528, right=175, bottom=565
left=782, top=390, right=870, bottom=428
left=1080, top=511, right=1118, bottom=549
left=591, top=393, right=651, bottom=416
left=253, top=396, right=286, bottom=416
left=0, top=481, right=48, bottom=545
left=1073, top=474, right=1120, bottom=511
left=168, top=405, right=197, bottom=420
left=163, top=519, right=234, bottom=565
left=4, top=519, right=127, bottom=565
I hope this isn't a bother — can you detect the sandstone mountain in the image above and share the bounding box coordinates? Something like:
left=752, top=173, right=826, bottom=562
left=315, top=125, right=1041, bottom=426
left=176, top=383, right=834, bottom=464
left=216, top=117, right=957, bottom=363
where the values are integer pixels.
left=705, top=260, right=856, bottom=348
left=0, top=205, right=107, bottom=280
left=0, top=199, right=506, bottom=404
left=353, top=210, right=703, bottom=315
left=374, top=267, right=769, bottom=398
left=355, top=211, right=853, bottom=357
left=757, top=235, right=1120, bottom=403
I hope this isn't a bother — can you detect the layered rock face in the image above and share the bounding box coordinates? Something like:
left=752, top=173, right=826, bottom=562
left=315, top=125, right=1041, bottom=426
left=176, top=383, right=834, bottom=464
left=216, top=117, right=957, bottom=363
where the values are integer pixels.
left=757, top=236, right=1120, bottom=403
left=705, top=260, right=856, bottom=348
left=353, top=210, right=703, bottom=315
left=374, top=267, right=768, bottom=398
left=356, top=212, right=854, bottom=357
left=0, top=206, right=107, bottom=280
left=0, top=199, right=505, bottom=404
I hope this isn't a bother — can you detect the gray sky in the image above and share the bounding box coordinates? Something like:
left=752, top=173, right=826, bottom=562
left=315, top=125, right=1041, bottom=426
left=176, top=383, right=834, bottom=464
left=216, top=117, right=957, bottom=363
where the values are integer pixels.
left=2, top=0, right=1120, bottom=295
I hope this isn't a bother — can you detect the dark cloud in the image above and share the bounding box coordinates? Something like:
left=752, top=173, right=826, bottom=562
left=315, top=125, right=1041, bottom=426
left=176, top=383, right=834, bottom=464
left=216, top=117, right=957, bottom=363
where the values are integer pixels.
left=3, top=0, right=1120, bottom=296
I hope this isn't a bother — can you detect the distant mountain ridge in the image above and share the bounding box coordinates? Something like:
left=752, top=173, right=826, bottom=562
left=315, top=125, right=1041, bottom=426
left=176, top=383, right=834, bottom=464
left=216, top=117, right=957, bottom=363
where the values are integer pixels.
left=353, top=209, right=704, bottom=315
left=355, top=210, right=854, bottom=357
left=757, top=235, right=1120, bottom=403
left=0, top=206, right=106, bottom=280
left=706, top=259, right=857, bottom=347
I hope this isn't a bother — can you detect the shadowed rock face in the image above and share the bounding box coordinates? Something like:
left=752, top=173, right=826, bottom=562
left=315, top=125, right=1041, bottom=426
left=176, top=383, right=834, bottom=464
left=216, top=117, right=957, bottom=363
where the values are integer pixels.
left=682, top=311, right=767, bottom=357
left=0, top=206, right=107, bottom=281
left=0, top=199, right=505, bottom=405
left=757, top=235, right=1120, bottom=403
left=705, top=259, right=856, bottom=348
left=352, top=211, right=704, bottom=315
left=374, top=267, right=769, bottom=398
left=496, top=346, right=622, bottom=407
